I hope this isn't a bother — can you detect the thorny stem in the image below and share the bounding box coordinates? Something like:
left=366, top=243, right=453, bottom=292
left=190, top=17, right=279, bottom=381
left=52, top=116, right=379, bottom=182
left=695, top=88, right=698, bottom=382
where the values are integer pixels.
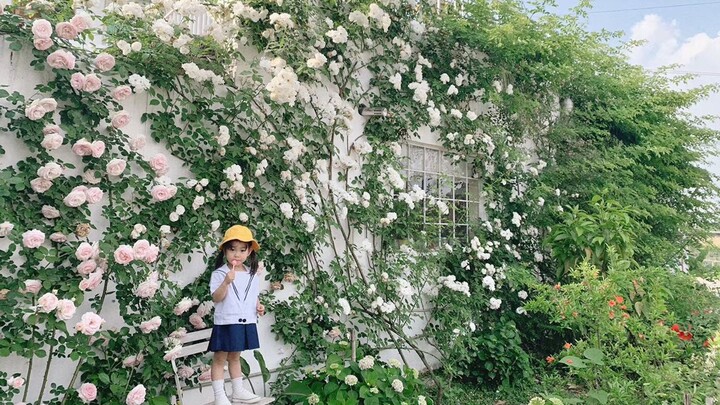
left=36, top=340, right=55, bottom=404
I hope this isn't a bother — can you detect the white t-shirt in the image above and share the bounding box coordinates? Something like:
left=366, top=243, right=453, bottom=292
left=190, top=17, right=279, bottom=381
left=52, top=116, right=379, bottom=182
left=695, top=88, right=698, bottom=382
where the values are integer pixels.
left=210, top=264, right=260, bottom=325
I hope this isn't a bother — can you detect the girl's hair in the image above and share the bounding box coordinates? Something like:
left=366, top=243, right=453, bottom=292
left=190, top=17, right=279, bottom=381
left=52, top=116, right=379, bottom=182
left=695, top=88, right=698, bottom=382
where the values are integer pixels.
left=213, top=241, right=259, bottom=275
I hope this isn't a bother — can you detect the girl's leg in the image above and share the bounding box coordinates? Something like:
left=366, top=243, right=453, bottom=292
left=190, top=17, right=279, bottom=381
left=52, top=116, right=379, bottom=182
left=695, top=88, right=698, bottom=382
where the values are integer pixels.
left=227, top=351, right=261, bottom=402
left=211, top=351, right=231, bottom=405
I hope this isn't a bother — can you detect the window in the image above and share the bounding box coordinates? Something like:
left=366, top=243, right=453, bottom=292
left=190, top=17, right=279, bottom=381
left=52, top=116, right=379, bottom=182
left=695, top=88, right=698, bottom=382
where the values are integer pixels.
left=403, top=143, right=482, bottom=242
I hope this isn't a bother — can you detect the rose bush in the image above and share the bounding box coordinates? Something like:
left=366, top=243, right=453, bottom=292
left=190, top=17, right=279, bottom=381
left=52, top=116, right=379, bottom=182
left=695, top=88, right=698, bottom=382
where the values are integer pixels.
left=0, top=0, right=718, bottom=404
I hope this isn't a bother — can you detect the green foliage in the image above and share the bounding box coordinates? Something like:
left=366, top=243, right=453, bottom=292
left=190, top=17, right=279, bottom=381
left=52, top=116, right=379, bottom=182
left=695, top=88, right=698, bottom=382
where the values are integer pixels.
left=545, top=195, right=646, bottom=279
left=527, top=264, right=720, bottom=404
left=280, top=342, right=432, bottom=405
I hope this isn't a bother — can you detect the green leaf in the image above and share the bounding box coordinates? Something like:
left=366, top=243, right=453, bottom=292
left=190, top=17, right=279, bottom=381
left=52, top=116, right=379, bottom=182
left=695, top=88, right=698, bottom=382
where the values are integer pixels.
left=253, top=350, right=271, bottom=383
left=587, top=389, right=609, bottom=404
left=583, top=348, right=604, bottom=365
left=283, top=381, right=312, bottom=398
left=558, top=356, right=586, bottom=368
left=9, top=41, right=22, bottom=51
left=240, top=357, right=250, bottom=376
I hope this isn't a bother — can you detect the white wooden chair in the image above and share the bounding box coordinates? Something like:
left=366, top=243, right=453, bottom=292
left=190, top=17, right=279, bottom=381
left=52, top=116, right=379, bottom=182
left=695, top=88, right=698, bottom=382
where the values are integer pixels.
left=171, top=328, right=213, bottom=405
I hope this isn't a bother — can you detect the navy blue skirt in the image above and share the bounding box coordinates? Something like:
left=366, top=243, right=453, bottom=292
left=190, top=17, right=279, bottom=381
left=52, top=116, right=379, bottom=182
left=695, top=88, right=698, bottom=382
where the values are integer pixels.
left=208, top=324, right=260, bottom=352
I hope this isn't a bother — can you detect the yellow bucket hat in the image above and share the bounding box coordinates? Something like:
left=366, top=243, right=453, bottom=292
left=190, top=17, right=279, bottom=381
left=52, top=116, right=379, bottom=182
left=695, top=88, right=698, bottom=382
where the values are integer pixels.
left=219, top=225, right=260, bottom=252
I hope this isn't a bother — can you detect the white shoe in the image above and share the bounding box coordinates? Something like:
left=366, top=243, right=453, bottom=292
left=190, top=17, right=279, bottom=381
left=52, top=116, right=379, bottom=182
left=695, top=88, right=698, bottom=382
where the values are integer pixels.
left=231, top=387, right=263, bottom=404
left=214, top=394, right=233, bottom=405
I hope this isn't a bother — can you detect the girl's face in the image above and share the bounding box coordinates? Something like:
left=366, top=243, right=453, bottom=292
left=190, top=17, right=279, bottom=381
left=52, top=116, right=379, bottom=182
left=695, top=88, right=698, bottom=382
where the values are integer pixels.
left=224, top=240, right=252, bottom=269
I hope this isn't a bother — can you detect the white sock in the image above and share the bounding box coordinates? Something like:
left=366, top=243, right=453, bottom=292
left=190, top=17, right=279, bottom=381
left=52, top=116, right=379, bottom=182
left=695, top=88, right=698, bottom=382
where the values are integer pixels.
left=212, top=380, right=227, bottom=399
left=231, top=377, right=244, bottom=395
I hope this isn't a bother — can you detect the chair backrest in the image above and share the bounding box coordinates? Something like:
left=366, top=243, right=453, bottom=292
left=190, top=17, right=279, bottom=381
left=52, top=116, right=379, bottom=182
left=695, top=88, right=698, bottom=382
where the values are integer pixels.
left=171, top=328, right=213, bottom=405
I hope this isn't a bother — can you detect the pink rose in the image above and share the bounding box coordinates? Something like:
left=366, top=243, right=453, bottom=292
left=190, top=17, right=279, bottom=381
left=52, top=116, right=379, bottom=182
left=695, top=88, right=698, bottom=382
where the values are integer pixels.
left=177, top=366, right=194, bottom=379
left=55, top=22, right=78, bottom=40
left=142, top=244, right=159, bottom=263
left=163, top=345, right=182, bottom=362
left=196, top=301, right=213, bottom=317
left=46, top=49, right=76, bottom=69
left=94, top=53, right=116, bottom=72
left=25, top=100, right=47, bottom=120
left=83, top=74, right=102, bottom=92
left=122, top=353, right=144, bottom=368
left=138, top=316, right=161, bottom=333
left=189, top=313, right=207, bottom=329
left=30, top=178, right=53, bottom=193
left=31, top=19, right=53, bottom=38
left=38, top=98, right=57, bottom=112
left=150, top=184, right=177, bottom=202
left=70, top=72, right=86, bottom=91
left=8, top=376, right=25, bottom=389
left=79, top=270, right=103, bottom=291
left=128, top=133, right=146, bottom=151
left=63, top=189, right=87, bottom=207
left=55, top=299, right=77, bottom=320
left=173, top=297, right=193, bottom=316
left=132, top=239, right=150, bottom=260
left=198, top=369, right=212, bottom=382
left=72, top=139, right=93, bottom=156
left=112, top=85, right=132, bottom=101
left=111, top=110, right=130, bottom=128
left=41, top=133, right=63, bottom=150
left=135, top=272, right=159, bottom=298
left=75, top=312, right=105, bottom=335
left=126, top=384, right=146, bottom=405
left=77, top=382, right=97, bottom=403
left=43, top=124, right=61, bottom=135
left=90, top=140, right=105, bottom=158
left=23, top=279, right=42, bottom=294
left=41, top=205, right=61, bottom=219
left=114, top=245, right=134, bottom=265
left=34, top=37, right=54, bottom=51
left=22, top=229, right=45, bottom=248
left=50, top=232, right=68, bottom=243
left=76, top=260, right=97, bottom=275
left=38, top=292, right=58, bottom=312
left=149, top=153, right=169, bottom=175
left=75, top=242, right=95, bottom=260
left=37, top=162, right=63, bottom=180
left=70, top=14, right=90, bottom=32
left=84, top=170, right=101, bottom=185
left=106, top=159, right=127, bottom=176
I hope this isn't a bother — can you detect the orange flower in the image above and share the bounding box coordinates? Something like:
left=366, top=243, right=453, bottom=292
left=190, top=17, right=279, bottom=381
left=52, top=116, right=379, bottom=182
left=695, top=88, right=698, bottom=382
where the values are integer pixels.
left=620, top=305, right=627, bottom=310
left=554, top=283, right=562, bottom=291
left=572, top=311, right=579, bottom=318
left=622, top=313, right=630, bottom=319
left=565, top=358, right=574, bottom=365
left=704, top=340, right=711, bottom=348
left=608, top=300, right=616, bottom=307
left=615, top=296, right=624, bottom=304
left=563, top=342, right=572, bottom=350
left=609, top=310, right=615, bottom=319
left=546, top=356, right=555, bottom=364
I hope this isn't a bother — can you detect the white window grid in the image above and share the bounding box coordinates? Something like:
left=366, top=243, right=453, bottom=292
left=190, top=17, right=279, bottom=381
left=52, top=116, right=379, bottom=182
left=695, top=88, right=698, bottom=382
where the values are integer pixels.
left=403, top=143, right=482, bottom=241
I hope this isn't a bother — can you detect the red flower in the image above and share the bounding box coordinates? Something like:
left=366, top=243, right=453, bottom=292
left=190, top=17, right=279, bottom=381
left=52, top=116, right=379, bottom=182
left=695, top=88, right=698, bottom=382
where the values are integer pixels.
left=608, top=300, right=617, bottom=307
left=620, top=305, right=627, bottom=311
left=615, top=296, right=624, bottom=304
left=566, top=358, right=574, bottom=365
left=546, top=356, right=555, bottom=364
left=554, top=283, right=562, bottom=291
left=563, top=342, right=572, bottom=350
left=622, top=313, right=630, bottom=319
left=670, top=324, right=681, bottom=332
left=704, top=340, right=711, bottom=348
left=678, top=331, right=693, bottom=341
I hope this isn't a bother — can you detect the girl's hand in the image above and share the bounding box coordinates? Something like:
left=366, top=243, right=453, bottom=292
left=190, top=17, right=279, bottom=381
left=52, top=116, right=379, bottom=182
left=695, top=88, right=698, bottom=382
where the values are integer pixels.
left=224, top=260, right=239, bottom=285
left=256, top=303, right=265, bottom=316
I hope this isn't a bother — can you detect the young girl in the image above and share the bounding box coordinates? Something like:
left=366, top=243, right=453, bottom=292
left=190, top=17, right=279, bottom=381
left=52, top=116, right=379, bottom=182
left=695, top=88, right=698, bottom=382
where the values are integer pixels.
left=209, top=225, right=265, bottom=405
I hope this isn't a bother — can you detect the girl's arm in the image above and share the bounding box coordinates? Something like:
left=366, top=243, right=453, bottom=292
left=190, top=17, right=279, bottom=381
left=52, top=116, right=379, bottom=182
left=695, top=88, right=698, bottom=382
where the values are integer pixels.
left=212, top=282, right=230, bottom=303
left=256, top=298, right=265, bottom=316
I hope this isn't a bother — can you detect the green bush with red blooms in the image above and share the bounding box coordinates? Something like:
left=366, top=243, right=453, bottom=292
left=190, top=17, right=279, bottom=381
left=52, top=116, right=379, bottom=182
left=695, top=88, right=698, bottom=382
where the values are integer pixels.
left=526, top=262, right=720, bottom=404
